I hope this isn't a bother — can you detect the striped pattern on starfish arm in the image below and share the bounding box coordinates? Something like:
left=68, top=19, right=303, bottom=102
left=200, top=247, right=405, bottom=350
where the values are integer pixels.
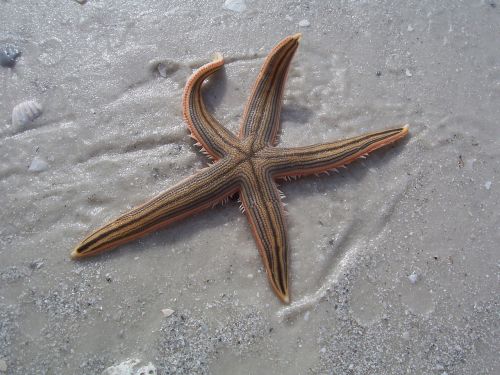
left=72, top=33, right=409, bottom=304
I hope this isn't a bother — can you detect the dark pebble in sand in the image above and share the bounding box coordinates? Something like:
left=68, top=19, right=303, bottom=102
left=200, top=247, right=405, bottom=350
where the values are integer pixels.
left=0, top=46, right=21, bottom=68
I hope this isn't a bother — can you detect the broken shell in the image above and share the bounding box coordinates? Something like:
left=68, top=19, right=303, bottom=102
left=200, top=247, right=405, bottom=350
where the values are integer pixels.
left=12, top=100, right=43, bottom=128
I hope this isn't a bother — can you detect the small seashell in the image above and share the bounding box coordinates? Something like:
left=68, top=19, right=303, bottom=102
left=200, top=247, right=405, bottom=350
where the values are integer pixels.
left=12, top=100, right=43, bottom=128
left=0, top=46, right=21, bottom=68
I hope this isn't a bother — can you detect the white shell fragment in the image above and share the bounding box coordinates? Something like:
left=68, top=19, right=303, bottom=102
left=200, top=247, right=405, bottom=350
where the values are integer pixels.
left=298, top=19, right=311, bottom=27
left=12, top=100, right=43, bottom=128
left=161, top=308, right=174, bottom=317
left=408, top=272, right=418, bottom=284
left=136, top=363, right=157, bottom=375
left=223, top=0, right=247, bottom=13
left=28, top=157, right=49, bottom=172
left=101, top=359, right=157, bottom=375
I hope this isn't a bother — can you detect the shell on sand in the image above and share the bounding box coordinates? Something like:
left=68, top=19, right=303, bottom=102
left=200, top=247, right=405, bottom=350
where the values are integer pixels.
left=12, top=100, right=43, bottom=128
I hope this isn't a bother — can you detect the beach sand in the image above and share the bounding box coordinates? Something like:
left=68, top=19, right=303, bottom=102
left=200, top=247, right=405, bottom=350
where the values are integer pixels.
left=1, top=0, right=499, bottom=373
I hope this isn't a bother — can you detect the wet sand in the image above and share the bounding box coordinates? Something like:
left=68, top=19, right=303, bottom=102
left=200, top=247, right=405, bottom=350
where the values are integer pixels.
left=0, top=0, right=499, bottom=374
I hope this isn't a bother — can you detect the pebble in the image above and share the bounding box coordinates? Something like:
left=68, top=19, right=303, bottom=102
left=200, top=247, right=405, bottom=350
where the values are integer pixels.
left=0, top=46, right=21, bottom=68
left=304, top=311, right=310, bottom=321
left=298, top=19, right=311, bottom=27
left=0, top=359, right=6, bottom=373
left=405, top=68, right=412, bottom=77
left=223, top=0, right=246, bottom=12
left=28, top=157, right=49, bottom=172
left=161, top=308, right=174, bottom=318
left=407, top=25, right=414, bottom=32
left=484, top=181, right=491, bottom=190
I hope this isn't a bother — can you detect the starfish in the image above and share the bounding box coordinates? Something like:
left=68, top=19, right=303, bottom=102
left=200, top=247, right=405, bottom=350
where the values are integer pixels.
left=72, top=34, right=408, bottom=303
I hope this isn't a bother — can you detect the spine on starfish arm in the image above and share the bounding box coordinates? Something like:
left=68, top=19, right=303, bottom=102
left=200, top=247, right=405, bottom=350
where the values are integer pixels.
left=268, top=125, right=409, bottom=178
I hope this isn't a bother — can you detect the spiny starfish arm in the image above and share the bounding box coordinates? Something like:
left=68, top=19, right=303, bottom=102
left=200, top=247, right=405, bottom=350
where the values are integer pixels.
left=266, top=125, right=409, bottom=178
left=239, top=33, right=301, bottom=147
left=182, top=53, right=240, bottom=160
left=71, top=159, right=241, bottom=259
left=240, top=171, right=289, bottom=303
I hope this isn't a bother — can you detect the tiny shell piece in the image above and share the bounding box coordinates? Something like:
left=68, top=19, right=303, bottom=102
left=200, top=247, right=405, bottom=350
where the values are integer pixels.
left=136, top=363, right=157, bottom=375
left=12, top=100, right=43, bottom=128
left=28, top=157, right=49, bottom=172
left=161, top=308, right=174, bottom=317
left=223, top=0, right=247, bottom=12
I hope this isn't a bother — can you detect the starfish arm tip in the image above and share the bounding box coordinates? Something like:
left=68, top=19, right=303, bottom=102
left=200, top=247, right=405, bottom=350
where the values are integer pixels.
left=70, top=248, right=81, bottom=260
left=212, top=52, right=224, bottom=62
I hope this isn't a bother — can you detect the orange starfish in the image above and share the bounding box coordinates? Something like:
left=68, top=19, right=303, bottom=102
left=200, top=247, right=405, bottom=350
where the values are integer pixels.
left=72, top=34, right=408, bottom=303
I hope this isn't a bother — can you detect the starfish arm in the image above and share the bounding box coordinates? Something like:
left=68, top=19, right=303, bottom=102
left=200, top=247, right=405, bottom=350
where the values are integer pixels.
left=240, top=170, right=289, bottom=303
left=239, top=34, right=301, bottom=146
left=265, top=125, right=409, bottom=178
left=182, top=53, right=240, bottom=160
left=71, top=159, right=240, bottom=259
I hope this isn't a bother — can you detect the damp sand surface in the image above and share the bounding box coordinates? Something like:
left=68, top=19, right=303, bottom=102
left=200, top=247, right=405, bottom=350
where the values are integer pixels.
left=1, top=1, right=499, bottom=374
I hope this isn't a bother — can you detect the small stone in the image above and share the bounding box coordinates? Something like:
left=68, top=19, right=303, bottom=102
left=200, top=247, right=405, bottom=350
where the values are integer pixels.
left=402, top=331, right=410, bottom=340
left=484, top=181, right=492, bottom=190
left=0, top=359, right=6, bottom=372
left=223, top=0, right=246, bottom=12
left=161, top=308, right=174, bottom=317
left=298, top=19, right=310, bottom=27
left=28, top=157, right=49, bottom=172
left=0, top=46, right=21, bottom=68
left=405, top=68, right=412, bottom=77
left=247, top=273, right=254, bottom=279
left=408, top=273, right=418, bottom=284
left=407, top=25, right=414, bottom=32
left=319, top=347, right=326, bottom=354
